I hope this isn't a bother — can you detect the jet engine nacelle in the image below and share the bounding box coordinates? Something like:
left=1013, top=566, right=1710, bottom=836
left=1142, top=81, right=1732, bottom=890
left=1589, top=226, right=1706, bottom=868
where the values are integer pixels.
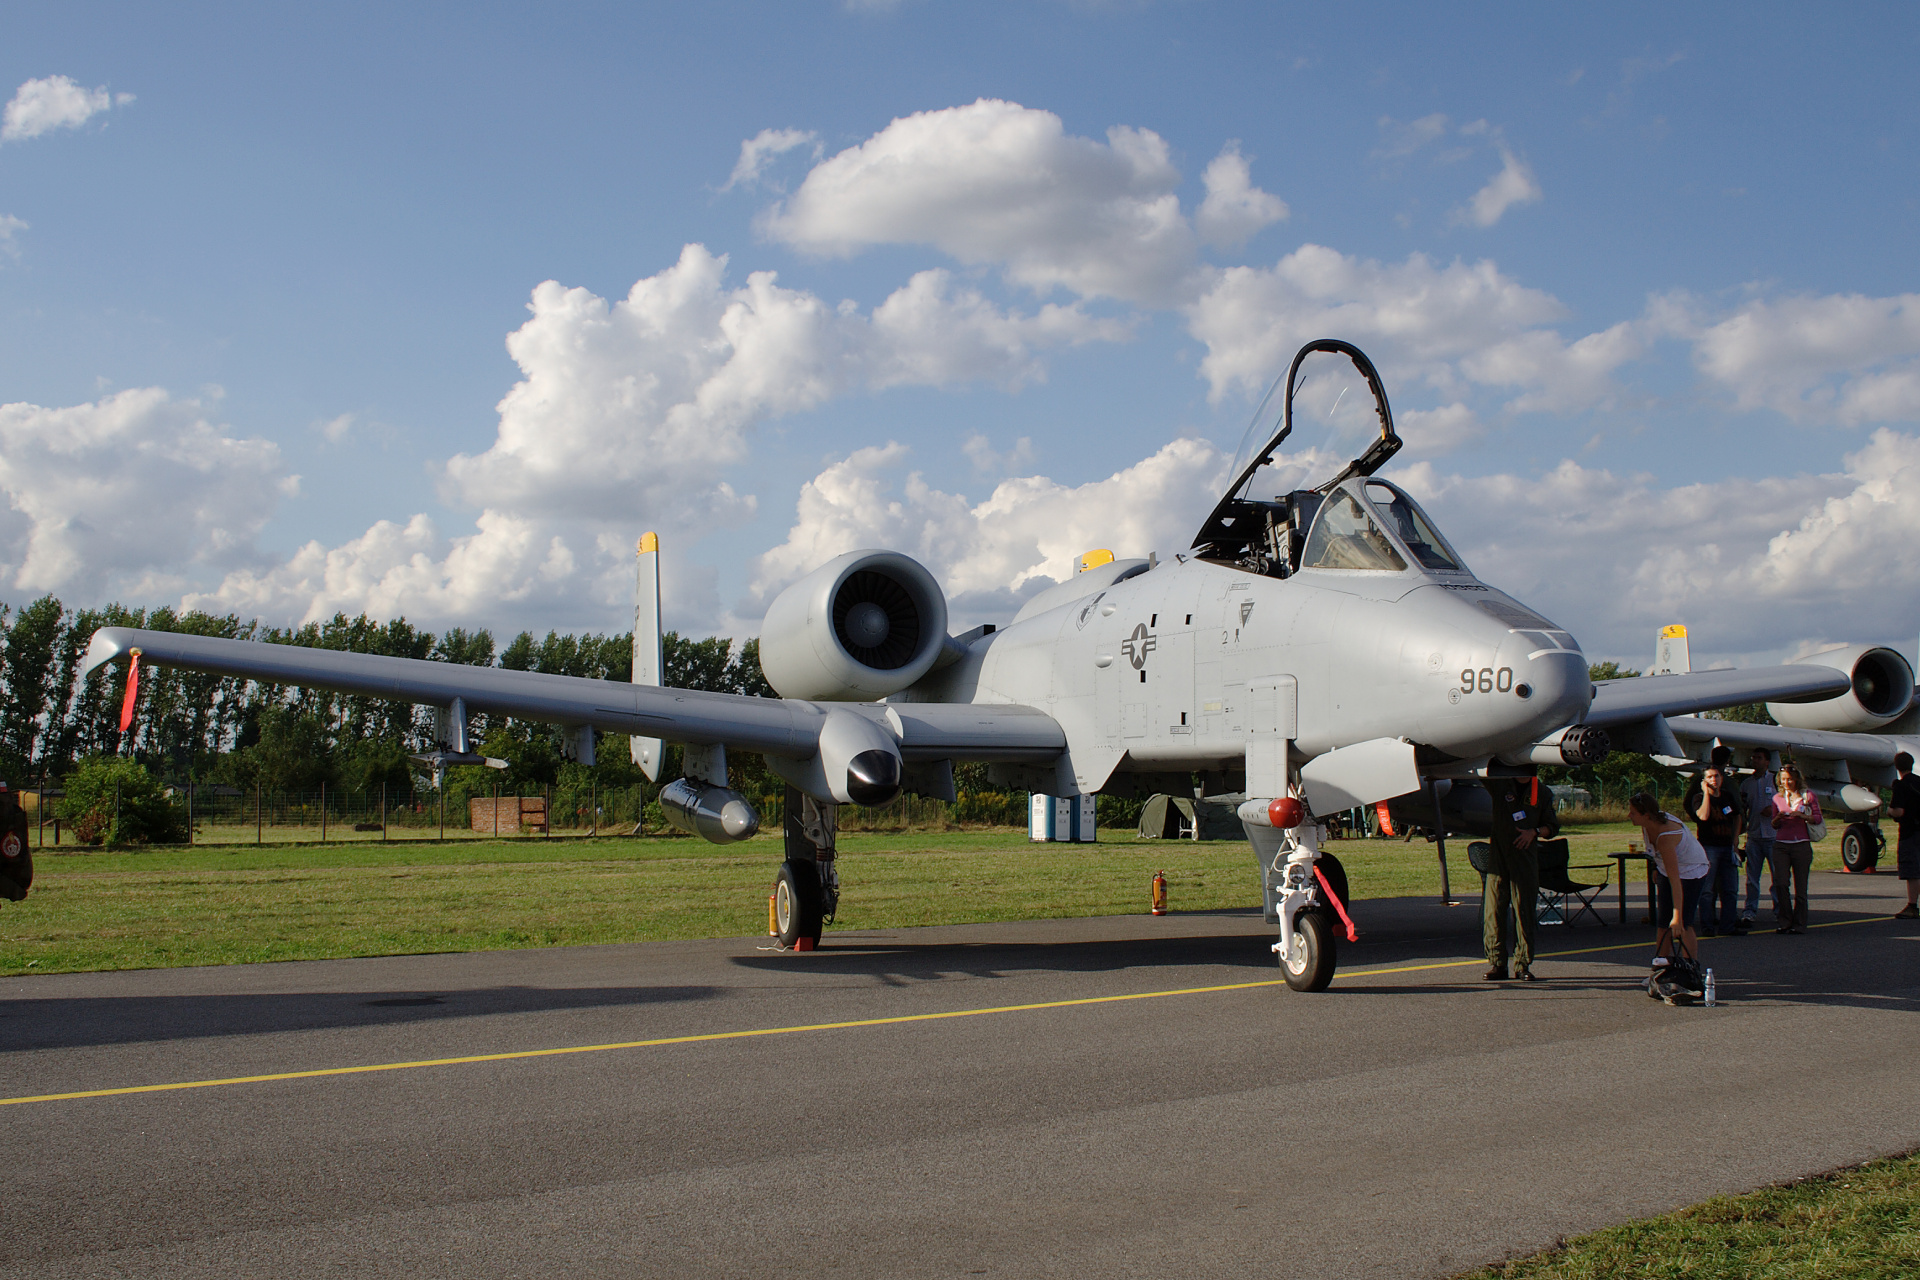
left=759, top=550, right=950, bottom=701
left=1766, top=644, right=1916, bottom=732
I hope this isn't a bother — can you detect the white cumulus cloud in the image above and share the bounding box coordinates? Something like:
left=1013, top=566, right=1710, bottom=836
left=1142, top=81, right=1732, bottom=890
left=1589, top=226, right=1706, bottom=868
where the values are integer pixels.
left=1690, top=291, right=1920, bottom=425
left=184, top=510, right=581, bottom=628
left=1184, top=243, right=1568, bottom=403
left=1388, top=431, right=1920, bottom=661
left=723, top=127, right=819, bottom=191
left=1195, top=143, right=1289, bottom=249
left=2, top=75, right=128, bottom=142
left=747, top=437, right=1232, bottom=621
left=0, top=389, right=291, bottom=599
left=760, top=99, right=1280, bottom=306
left=441, top=243, right=1125, bottom=528
left=1452, top=145, right=1542, bottom=228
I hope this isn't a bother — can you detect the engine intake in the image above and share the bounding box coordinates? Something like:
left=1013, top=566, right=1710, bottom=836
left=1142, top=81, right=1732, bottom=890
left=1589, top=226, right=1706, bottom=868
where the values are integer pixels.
left=1768, top=644, right=1916, bottom=733
left=759, top=550, right=949, bottom=701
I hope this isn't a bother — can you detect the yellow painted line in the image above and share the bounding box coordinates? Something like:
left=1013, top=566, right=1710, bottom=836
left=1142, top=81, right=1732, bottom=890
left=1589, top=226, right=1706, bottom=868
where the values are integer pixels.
left=0, top=914, right=1890, bottom=1109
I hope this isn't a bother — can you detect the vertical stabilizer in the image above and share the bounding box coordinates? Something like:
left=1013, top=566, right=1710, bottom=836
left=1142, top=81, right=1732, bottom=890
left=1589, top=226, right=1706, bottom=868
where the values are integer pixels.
left=1651, top=624, right=1690, bottom=676
left=631, top=532, right=665, bottom=780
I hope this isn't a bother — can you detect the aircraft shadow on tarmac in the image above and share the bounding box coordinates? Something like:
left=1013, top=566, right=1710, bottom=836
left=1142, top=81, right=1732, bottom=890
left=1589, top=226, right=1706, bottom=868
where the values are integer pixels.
left=730, top=931, right=1279, bottom=986
left=736, top=891, right=1920, bottom=1014
left=0, top=983, right=723, bottom=1053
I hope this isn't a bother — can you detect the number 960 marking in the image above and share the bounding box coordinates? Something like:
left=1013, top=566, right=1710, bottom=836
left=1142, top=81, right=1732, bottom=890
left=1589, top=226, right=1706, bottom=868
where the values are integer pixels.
left=1459, top=666, right=1514, bottom=694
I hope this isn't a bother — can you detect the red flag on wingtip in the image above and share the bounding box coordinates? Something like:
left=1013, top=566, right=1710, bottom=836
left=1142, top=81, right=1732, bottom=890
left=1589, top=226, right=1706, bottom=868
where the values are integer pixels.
left=118, top=648, right=142, bottom=733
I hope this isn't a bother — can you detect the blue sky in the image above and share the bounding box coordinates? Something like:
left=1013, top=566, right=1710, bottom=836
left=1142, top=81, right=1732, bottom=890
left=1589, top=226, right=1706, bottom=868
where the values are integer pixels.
left=3, top=2, right=1918, bottom=668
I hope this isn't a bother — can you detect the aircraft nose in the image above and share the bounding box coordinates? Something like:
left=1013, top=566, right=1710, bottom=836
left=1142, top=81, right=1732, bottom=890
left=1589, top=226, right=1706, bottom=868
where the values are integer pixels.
left=1500, top=633, right=1591, bottom=735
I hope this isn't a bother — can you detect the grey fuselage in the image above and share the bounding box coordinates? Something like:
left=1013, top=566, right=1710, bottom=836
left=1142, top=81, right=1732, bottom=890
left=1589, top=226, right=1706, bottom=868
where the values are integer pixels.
left=902, top=502, right=1592, bottom=795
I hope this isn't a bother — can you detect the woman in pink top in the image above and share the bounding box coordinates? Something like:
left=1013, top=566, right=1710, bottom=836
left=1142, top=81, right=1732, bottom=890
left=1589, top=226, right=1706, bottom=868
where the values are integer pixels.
left=1769, top=764, right=1821, bottom=934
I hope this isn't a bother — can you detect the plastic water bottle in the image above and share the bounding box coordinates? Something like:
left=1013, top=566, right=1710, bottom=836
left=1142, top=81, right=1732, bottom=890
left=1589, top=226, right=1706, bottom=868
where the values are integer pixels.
left=1704, top=968, right=1717, bottom=1007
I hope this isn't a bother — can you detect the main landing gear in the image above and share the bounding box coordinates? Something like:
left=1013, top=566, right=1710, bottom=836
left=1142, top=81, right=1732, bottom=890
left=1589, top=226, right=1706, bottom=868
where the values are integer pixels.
left=774, top=785, right=840, bottom=950
left=1841, top=822, right=1883, bottom=873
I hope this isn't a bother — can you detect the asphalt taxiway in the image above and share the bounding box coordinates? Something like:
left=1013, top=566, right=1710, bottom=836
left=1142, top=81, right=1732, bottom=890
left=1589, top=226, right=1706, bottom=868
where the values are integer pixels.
left=3, top=868, right=1917, bottom=1278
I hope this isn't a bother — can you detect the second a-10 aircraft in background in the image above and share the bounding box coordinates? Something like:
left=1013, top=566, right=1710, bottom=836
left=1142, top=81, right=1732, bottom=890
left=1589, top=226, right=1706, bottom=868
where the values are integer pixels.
left=78, top=341, right=1857, bottom=990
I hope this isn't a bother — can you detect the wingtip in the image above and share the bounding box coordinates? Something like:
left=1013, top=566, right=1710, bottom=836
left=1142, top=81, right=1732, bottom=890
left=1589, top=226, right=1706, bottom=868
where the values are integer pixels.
left=80, top=628, right=129, bottom=680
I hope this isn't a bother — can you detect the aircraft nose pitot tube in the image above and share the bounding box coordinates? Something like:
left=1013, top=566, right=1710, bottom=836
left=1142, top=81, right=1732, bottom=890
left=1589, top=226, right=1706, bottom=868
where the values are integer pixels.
left=659, top=778, right=761, bottom=844
left=759, top=550, right=950, bottom=701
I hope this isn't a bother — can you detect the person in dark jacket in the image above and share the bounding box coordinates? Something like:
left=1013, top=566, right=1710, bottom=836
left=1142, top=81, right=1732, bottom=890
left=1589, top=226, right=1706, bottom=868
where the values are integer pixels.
left=1686, top=764, right=1747, bottom=936
left=1483, top=773, right=1559, bottom=982
left=0, top=783, right=31, bottom=903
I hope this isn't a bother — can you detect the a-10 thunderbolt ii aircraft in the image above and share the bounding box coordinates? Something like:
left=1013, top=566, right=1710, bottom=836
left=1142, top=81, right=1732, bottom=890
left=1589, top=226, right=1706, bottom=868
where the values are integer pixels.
left=80, top=340, right=1854, bottom=989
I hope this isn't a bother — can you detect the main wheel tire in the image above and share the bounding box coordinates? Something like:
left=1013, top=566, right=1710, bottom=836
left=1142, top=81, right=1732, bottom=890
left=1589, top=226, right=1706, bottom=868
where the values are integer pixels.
left=1314, top=851, right=1351, bottom=917
left=774, top=859, right=824, bottom=948
left=1279, top=909, right=1337, bottom=992
left=1841, top=824, right=1877, bottom=872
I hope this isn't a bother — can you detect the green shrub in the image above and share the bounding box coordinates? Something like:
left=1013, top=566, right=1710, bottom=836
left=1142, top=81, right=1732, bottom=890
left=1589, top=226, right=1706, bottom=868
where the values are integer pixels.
left=55, top=757, right=187, bottom=845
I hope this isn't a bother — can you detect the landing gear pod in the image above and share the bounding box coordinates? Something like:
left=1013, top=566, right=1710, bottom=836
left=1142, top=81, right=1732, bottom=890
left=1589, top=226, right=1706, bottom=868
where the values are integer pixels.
left=659, top=778, right=761, bottom=844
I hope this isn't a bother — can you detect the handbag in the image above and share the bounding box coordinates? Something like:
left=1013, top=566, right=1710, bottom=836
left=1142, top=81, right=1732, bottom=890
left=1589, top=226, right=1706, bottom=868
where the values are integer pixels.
left=1650, top=938, right=1706, bottom=1005
left=1807, top=802, right=1827, bottom=843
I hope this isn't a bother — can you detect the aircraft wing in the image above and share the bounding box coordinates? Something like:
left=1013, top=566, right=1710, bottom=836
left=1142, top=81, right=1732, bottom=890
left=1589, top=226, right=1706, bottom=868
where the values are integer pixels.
left=80, top=627, right=1064, bottom=764
left=1584, top=665, right=1853, bottom=728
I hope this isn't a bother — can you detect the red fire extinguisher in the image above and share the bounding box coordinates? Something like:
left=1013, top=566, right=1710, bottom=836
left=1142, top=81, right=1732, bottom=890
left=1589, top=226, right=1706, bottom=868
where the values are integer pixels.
left=1151, top=870, right=1168, bottom=915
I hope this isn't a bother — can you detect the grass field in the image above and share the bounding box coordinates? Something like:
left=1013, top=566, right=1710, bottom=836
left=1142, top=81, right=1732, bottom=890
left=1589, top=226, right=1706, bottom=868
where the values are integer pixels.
left=0, top=821, right=1860, bottom=977
left=1458, top=1151, right=1920, bottom=1279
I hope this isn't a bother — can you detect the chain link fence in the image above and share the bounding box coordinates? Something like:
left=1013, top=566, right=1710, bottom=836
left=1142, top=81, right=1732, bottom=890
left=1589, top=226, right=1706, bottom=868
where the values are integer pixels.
left=26, top=781, right=1035, bottom=847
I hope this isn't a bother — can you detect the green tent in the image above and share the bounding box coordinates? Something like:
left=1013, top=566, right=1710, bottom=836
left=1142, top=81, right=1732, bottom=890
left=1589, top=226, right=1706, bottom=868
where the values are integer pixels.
left=1136, top=793, right=1244, bottom=840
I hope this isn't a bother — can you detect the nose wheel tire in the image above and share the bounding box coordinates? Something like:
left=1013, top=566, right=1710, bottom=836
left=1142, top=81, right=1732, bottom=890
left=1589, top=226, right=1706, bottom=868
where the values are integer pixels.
left=1279, top=909, right=1337, bottom=991
left=774, top=859, right=824, bottom=949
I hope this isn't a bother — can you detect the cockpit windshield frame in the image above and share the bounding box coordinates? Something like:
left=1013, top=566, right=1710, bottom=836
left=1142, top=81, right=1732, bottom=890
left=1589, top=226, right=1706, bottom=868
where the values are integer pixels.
left=1360, top=479, right=1470, bottom=576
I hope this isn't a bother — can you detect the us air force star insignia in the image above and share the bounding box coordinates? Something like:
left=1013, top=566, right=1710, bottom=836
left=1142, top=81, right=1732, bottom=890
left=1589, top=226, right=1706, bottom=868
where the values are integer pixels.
left=1121, top=623, right=1157, bottom=670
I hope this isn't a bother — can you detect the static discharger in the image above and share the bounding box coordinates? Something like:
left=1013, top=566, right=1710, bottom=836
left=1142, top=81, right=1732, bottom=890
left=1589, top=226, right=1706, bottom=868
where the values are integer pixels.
left=1077, top=548, right=1114, bottom=574
left=1151, top=870, right=1168, bottom=915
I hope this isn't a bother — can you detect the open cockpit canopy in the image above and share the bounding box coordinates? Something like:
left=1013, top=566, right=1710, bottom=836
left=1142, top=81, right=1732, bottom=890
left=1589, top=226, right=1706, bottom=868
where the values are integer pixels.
left=1190, top=339, right=1467, bottom=580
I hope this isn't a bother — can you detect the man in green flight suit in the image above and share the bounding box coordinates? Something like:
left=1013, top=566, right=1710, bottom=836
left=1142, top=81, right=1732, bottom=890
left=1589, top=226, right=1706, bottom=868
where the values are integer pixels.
left=1483, top=773, right=1558, bottom=982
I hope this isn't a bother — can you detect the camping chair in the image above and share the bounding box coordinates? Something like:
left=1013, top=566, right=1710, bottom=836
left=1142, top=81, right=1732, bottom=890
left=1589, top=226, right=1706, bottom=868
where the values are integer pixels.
left=1534, top=838, right=1610, bottom=929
